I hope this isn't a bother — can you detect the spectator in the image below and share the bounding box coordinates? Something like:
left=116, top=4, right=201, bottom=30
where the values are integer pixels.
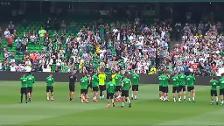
left=15, top=37, right=22, bottom=52
left=4, top=28, right=10, bottom=38
left=29, top=32, right=38, bottom=44
left=10, top=63, right=16, bottom=72
left=8, top=21, right=15, bottom=34
left=6, top=34, right=14, bottom=48
left=39, top=28, right=46, bottom=38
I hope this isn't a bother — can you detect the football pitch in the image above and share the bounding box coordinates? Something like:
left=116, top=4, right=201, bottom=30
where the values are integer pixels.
left=0, top=81, right=224, bottom=126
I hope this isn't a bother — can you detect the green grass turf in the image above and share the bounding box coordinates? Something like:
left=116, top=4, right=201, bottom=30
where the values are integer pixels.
left=0, top=81, right=224, bottom=126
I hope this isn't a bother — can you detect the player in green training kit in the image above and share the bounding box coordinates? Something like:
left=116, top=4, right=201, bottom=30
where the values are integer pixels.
left=80, top=74, right=89, bottom=103
left=20, top=74, right=28, bottom=103
left=115, top=71, right=123, bottom=98
left=219, top=74, right=224, bottom=105
left=26, top=73, right=35, bottom=102
left=121, top=73, right=132, bottom=108
left=158, top=73, right=169, bottom=101
left=178, top=72, right=186, bottom=101
left=106, top=81, right=115, bottom=108
left=186, top=73, right=196, bottom=102
left=172, top=74, right=179, bottom=102
left=131, top=70, right=140, bottom=100
left=158, top=73, right=163, bottom=100
left=92, top=72, right=99, bottom=102
left=210, top=77, right=219, bottom=105
left=46, top=74, right=55, bottom=101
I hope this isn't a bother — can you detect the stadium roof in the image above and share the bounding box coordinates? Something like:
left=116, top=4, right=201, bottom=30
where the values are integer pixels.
left=6, top=0, right=224, bottom=2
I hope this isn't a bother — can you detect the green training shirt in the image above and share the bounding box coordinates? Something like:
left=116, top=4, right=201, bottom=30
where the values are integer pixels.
left=210, top=79, right=219, bottom=90
left=178, top=73, right=186, bottom=86
left=122, top=78, right=131, bottom=91
left=186, top=75, right=195, bottom=87
left=158, top=74, right=169, bottom=87
left=172, top=75, right=179, bottom=87
left=219, top=77, right=224, bottom=89
left=92, top=74, right=99, bottom=87
left=80, top=76, right=89, bottom=90
left=20, top=76, right=27, bottom=88
left=107, top=81, right=115, bottom=93
left=131, top=73, right=140, bottom=85
left=115, top=74, right=123, bottom=86
left=46, top=76, right=54, bottom=86
left=26, top=75, right=35, bottom=87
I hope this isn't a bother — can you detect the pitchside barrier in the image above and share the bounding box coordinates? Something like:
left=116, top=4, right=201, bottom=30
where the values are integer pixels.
left=0, top=71, right=218, bottom=85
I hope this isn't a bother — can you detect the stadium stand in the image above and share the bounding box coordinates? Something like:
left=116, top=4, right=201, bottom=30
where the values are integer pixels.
left=0, top=2, right=223, bottom=76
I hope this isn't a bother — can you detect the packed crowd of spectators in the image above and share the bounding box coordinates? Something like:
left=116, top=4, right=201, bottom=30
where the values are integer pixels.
left=0, top=18, right=223, bottom=76
left=171, top=22, right=224, bottom=76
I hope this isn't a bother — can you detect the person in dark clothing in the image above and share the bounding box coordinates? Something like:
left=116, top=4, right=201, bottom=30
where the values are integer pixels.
left=68, top=70, right=77, bottom=101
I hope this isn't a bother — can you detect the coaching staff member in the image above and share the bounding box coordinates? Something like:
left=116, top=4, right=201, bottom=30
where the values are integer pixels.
left=69, top=70, right=77, bottom=101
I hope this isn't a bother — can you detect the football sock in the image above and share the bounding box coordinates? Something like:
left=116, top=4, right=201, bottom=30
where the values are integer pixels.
left=160, top=96, right=163, bottom=100
left=28, top=97, right=31, bottom=102
left=47, top=93, right=50, bottom=101
left=216, top=97, right=218, bottom=102
left=100, top=91, right=103, bottom=98
left=129, top=103, right=131, bottom=108
left=166, top=96, right=169, bottom=101
left=173, top=97, right=176, bottom=102
left=25, top=94, right=28, bottom=103
left=50, top=96, right=54, bottom=101
left=21, top=94, right=23, bottom=103
left=178, top=97, right=181, bottom=101
left=127, top=98, right=131, bottom=104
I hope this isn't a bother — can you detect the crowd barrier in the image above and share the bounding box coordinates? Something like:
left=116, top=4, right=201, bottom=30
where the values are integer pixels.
left=0, top=71, right=215, bottom=85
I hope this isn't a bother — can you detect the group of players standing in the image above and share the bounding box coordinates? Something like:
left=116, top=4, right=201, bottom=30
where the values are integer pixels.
left=19, top=68, right=224, bottom=107
left=20, top=69, right=140, bottom=108
left=20, top=72, right=55, bottom=103
left=158, top=72, right=196, bottom=102
left=158, top=71, right=224, bottom=106
left=69, top=69, right=140, bottom=108
left=210, top=75, right=224, bottom=105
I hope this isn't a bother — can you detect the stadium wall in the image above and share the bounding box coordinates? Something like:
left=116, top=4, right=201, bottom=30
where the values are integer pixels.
left=0, top=71, right=213, bottom=85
